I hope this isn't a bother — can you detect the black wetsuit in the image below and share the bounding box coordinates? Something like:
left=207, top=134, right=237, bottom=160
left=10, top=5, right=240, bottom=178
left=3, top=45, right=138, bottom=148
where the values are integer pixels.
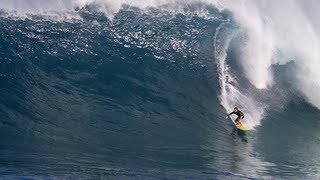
left=229, top=110, right=244, bottom=122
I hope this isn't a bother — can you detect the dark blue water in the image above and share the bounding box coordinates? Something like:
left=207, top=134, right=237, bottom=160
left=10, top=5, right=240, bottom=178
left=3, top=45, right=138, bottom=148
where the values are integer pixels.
left=1, top=3, right=320, bottom=179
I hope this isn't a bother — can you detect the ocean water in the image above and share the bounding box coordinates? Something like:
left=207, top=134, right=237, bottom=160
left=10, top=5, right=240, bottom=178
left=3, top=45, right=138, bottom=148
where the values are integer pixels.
left=1, top=0, right=320, bottom=179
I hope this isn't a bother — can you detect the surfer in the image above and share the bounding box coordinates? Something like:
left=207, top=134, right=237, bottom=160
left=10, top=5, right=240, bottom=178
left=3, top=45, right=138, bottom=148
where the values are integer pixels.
left=226, top=107, right=244, bottom=126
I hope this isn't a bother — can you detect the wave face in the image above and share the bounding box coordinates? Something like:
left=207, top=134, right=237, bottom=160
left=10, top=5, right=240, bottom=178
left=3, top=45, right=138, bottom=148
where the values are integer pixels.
left=1, top=0, right=320, bottom=179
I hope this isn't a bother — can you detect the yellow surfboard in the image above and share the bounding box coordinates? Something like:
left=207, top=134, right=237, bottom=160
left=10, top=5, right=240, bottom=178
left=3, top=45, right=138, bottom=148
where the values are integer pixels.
left=228, top=117, right=252, bottom=131
left=235, top=122, right=251, bottom=131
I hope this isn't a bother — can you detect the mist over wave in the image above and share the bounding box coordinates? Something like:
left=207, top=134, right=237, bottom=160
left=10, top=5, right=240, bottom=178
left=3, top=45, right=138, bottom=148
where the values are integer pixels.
left=223, top=0, right=320, bottom=109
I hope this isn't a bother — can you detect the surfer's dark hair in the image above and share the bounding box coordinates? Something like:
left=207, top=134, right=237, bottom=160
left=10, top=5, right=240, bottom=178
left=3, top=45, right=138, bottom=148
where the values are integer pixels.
left=234, top=107, right=238, bottom=110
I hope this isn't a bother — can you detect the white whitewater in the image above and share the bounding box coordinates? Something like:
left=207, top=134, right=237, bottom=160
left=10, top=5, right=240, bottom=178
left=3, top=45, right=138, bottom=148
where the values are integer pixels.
left=214, top=23, right=264, bottom=128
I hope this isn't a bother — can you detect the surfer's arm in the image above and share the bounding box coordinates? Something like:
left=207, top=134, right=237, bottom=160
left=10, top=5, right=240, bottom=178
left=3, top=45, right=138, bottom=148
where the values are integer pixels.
left=225, top=111, right=234, bottom=119
left=228, top=111, right=235, bottom=116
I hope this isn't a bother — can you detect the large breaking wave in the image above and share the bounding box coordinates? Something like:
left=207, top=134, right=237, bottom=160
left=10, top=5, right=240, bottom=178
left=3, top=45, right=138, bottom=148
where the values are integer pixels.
left=3, top=0, right=319, bottom=125
left=1, top=0, right=320, bottom=179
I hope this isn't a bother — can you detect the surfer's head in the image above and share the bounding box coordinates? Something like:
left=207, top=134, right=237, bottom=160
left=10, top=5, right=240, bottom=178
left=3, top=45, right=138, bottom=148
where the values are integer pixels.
left=234, top=107, right=238, bottom=112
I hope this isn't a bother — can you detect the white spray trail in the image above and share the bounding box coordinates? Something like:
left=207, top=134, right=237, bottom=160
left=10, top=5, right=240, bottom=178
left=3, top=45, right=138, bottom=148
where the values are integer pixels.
left=214, top=23, right=264, bottom=128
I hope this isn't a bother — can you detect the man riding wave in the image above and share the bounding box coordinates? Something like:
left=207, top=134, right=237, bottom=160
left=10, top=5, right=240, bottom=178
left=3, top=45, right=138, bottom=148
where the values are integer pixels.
left=226, top=107, right=244, bottom=126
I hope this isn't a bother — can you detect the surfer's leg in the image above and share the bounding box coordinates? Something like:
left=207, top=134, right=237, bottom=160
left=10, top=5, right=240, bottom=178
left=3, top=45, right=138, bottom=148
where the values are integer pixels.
left=235, top=118, right=240, bottom=125
left=235, top=117, right=243, bottom=126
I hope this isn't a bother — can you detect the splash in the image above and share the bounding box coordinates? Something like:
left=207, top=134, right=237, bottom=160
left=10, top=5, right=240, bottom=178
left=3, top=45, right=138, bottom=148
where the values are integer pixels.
left=214, top=22, right=264, bottom=128
left=213, top=0, right=320, bottom=125
left=219, top=0, right=320, bottom=109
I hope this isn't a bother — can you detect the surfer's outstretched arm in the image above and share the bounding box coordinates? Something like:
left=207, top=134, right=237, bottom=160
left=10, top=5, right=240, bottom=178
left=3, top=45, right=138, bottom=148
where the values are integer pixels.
left=226, top=111, right=234, bottom=119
